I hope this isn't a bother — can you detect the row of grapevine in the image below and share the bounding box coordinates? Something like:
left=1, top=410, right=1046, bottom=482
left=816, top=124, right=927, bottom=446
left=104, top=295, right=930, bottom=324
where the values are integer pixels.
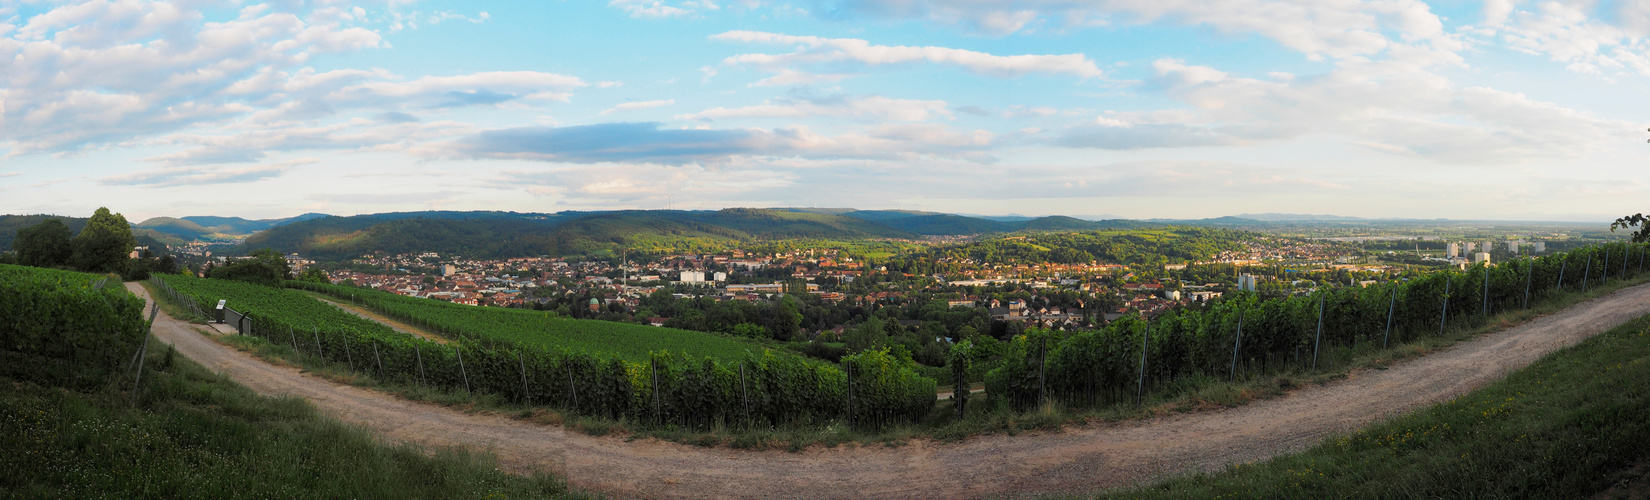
left=0, top=264, right=148, bottom=388
left=287, top=280, right=769, bottom=363
left=158, top=274, right=935, bottom=428
left=989, top=242, right=1650, bottom=410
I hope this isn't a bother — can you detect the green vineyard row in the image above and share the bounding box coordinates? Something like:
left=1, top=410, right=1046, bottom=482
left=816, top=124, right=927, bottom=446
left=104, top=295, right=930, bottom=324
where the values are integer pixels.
left=288, top=280, right=769, bottom=363
left=0, top=264, right=148, bottom=388
left=156, top=274, right=936, bottom=428
left=987, top=242, right=1650, bottom=409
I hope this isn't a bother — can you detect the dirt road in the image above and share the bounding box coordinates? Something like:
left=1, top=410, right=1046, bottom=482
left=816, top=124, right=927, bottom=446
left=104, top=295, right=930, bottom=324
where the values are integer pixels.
left=126, top=281, right=1650, bottom=499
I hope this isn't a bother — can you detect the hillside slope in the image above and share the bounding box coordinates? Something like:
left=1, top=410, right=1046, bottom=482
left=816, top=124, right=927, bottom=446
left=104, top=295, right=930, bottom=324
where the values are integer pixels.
left=241, top=209, right=915, bottom=259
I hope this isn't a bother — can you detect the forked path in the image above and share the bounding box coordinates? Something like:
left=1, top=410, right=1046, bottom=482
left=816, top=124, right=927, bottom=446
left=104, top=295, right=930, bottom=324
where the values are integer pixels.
left=126, top=282, right=1650, bottom=499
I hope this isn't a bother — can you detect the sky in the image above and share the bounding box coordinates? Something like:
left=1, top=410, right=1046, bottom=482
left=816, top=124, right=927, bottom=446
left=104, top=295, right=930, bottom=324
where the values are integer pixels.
left=1, top=0, right=1647, bottom=223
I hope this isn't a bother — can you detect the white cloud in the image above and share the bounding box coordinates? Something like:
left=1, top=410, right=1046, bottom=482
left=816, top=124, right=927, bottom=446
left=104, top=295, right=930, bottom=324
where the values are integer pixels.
left=679, top=94, right=950, bottom=122
left=711, top=30, right=1106, bottom=80
left=97, top=158, right=318, bottom=187
left=1056, top=56, right=1626, bottom=164
left=796, top=0, right=1459, bottom=60
left=600, top=99, right=676, bottom=115
left=0, top=2, right=588, bottom=165
left=610, top=0, right=696, bottom=18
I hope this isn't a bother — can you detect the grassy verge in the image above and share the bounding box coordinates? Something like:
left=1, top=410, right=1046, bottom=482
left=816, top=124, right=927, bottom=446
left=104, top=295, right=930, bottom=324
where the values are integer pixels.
left=139, top=280, right=209, bottom=324
left=0, top=333, right=590, bottom=499
left=1075, top=312, right=1650, bottom=499
left=177, top=276, right=1650, bottom=451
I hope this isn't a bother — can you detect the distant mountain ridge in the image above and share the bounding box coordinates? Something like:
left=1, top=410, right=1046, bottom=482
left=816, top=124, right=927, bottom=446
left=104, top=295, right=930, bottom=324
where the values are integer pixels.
left=232, top=208, right=1159, bottom=260
left=136, top=213, right=330, bottom=242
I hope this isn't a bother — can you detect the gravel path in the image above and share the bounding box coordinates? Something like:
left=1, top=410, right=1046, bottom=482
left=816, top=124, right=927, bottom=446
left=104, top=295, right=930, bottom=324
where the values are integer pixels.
left=126, top=281, right=1650, bottom=499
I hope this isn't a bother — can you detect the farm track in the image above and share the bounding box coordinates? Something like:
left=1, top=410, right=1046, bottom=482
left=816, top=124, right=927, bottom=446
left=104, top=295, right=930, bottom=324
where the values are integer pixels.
left=305, top=293, right=451, bottom=344
left=125, top=281, right=1650, bottom=499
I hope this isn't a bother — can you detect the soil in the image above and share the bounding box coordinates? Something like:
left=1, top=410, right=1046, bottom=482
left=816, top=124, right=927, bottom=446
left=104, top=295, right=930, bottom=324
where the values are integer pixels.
left=124, top=282, right=1650, bottom=499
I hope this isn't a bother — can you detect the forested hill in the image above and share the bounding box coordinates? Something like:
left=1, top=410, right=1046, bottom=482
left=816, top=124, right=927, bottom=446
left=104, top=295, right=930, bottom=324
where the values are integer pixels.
left=881, top=227, right=1255, bottom=272
left=239, top=209, right=922, bottom=260
left=796, top=209, right=1148, bottom=234
left=134, top=213, right=330, bottom=243
left=0, top=214, right=90, bottom=250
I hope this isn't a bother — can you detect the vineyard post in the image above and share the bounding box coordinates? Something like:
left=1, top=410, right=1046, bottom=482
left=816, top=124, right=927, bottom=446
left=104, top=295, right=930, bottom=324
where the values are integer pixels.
left=1136, top=322, right=1150, bottom=405
left=1523, top=257, right=1533, bottom=309
left=1311, top=295, right=1324, bottom=372
left=130, top=325, right=153, bottom=405
left=313, top=327, right=324, bottom=360
left=518, top=352, right=531, bottom=405
left=740, top=362, right=750, bottom=427
left=651, top=358, right=661, bottom=426
left=416, top=346, right=427, bottom=387
left=566, top=364, right=577, bottom=411
left=1230, top=310, right=1244, bottom=380
left=456, top=347, right=471, bottom=394
left=373, top=341, right=383, bottom=375
left=1439, top=274, right=1450, bottom=337
left=845, top=362, right=854, bottom=428
left=1384, top=285, right=1396, bottom=349
left=1602, top=249, right=1609, bottom=287
left=1621, top=244, right=1629, bottom=279
left=1038, top=337, right=1047, bottom=407
left=1557, top=260, right=1567, bottom=292
left=1481, top=264, right=1490, bottom=317
left=1583, top=253, right=1592, bottom=293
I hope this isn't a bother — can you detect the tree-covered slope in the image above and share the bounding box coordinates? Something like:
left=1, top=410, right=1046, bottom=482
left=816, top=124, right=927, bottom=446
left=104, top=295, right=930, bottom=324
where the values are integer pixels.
left=239, top=209, right=917, bottom=259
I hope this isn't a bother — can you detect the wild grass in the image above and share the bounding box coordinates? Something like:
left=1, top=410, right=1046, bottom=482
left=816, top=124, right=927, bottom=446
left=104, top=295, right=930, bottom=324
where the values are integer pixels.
left=0, top=333, right=591, bottom=499
left=1073, top=312, right=1650, bottom=499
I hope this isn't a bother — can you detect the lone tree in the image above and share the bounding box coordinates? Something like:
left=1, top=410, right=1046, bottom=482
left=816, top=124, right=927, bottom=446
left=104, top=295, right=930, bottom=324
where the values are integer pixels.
left=72, top=208, right=134, bottom=273
left=1612, top=214, right=1650, bottom=243
left=13, top=219, right=74, bottom=268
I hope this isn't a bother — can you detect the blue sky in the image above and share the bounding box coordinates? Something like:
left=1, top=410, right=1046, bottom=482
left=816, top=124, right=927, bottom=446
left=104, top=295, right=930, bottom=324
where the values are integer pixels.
left=1, top=0, right=1647, bottom=222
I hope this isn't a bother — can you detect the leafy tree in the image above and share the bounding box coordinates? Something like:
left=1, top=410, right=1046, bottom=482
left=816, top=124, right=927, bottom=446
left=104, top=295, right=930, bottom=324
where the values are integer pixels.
left=13, top=218, right=74, bottom=268
left=844, top=316, right=886, bottom=353
left=729, top=322, right=766, bottom=339
left=298, top=267, right=331, bottom=284
left=71, top=207, right=135, bottom=273
left=1612, top=213, right=1650, bottom=243
left=209, top=248, right=293, bottom=286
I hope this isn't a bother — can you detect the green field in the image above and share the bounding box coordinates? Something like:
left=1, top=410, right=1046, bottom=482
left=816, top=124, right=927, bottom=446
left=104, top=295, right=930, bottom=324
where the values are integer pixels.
left=291, top=281, right=776, bottom=363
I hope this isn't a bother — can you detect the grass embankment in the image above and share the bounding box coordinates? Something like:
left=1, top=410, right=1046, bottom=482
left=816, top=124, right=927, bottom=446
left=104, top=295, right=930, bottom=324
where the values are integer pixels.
left=154, top=274, right=1650, bottom=453
left=0, top=332, right=588, bottom=499
left=1080, top=312, right=1650, bottom=499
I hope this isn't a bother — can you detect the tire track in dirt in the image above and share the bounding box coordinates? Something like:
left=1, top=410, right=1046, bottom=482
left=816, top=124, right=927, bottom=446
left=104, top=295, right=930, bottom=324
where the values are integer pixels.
left=125, top=282, right=1650, bottom=499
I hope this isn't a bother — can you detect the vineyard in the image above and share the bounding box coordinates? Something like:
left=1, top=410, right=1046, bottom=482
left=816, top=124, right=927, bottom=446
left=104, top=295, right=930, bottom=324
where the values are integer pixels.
left=287, top=281, right=768, bottom=363
left=988, top=241, right=1650, bottom=410
left=155, top=274, right=936, bottom=429
left=0, top=264, right=148, bottom=389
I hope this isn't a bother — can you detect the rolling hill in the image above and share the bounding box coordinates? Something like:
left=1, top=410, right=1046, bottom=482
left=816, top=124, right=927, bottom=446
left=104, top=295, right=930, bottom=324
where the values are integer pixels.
left=239, top=209, right=918, bottom=260
left=135, top=213, right=330, bottom=242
